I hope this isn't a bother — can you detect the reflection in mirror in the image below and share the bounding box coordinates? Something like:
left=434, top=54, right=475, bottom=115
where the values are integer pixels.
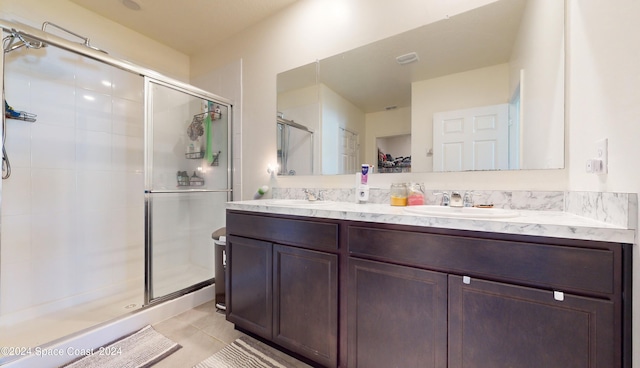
left=377, top=134, right=412, bottom=173
left=277, top=62, right=319, bottom=175
left=276, top=0, right=564, bottom=175
left=277, top=116, right=314, bottom=176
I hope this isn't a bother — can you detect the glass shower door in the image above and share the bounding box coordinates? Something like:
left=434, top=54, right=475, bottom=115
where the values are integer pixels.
left=145, top=78, right=232, bottom=304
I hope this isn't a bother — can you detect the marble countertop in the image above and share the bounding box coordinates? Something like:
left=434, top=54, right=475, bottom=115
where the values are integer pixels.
left=227, top=200, right=636, bottom=244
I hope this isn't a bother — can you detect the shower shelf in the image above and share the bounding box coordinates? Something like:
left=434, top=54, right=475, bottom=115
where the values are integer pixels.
left=185, top=152, right=205, bottom=159
left=177, top=181, right=205, bottom=187
left=5, top=111, right=37, bottom=122
left=177, top=170, right=205, bottom=187
left=193, top=111, right=222, bottom=121
left=5, top=101, right=37, bottom=122
left=183, top=151, right=221, bottom=166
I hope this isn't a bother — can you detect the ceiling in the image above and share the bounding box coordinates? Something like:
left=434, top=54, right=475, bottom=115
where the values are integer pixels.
left=69, top=0, right=299, bottom=55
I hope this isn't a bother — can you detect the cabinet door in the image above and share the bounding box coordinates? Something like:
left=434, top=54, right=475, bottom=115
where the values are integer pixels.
left=226, top=236, right=272, bottom=339
left=348, top=258, right=448, bottom=368
left=448, top=275, right=617, bottom=368
left=273, top=244, right=338, bottom=367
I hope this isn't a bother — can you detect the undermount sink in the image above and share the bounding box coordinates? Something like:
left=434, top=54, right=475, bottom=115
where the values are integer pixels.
left=403, top=205, right=519, bottom=219
left=264, top=199, right=334, bottom=207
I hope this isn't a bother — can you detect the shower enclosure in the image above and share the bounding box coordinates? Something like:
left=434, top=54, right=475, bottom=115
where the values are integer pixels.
left=0, top=20, right=232, bottom=363
left=277, top=117, right=314, bottom=175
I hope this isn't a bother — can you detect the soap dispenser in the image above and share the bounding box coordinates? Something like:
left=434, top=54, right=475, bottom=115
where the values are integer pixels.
left=357, top=164, right=370, bottom=203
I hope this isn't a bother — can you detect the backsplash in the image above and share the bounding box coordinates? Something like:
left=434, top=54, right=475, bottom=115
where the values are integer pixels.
left=272, top=187, right=565, bottom=210
left=271, top=187, right=637, bottom=229
left=565, top=191, right=638, bottom=229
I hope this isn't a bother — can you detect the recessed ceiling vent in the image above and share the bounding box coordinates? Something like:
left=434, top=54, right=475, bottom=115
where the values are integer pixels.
left=396, top=52, right=419, bottom=65
left=122, top=0, right=141, bottom=11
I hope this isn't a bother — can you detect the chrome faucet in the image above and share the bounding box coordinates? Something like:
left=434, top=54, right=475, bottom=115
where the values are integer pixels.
left=463, top=191, right=474, bottom=207
left=450, top=191, right=463, bottom=207
left=435, top=192, right=450, bottom=206
left=303, top=189, right=324, bottom=201
left=303, top=189, right=317, bottom=201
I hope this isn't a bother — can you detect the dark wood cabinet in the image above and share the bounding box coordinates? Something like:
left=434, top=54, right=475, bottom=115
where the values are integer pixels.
left=226, top=235, right=272, bottom=340
left=227, top=210, right=631, bottom=368
left=273, top=244, right=338, bottom=367
left=226, top=212, right=340, bottom=367
left=448, top=275, right=617, bottom=368
left=347, top=222, right=629, bottom=368
left=348, top=258, right=447, bottom=368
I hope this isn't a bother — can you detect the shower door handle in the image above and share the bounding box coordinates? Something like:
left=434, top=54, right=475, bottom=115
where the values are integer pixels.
left=145, top=189, right=233, bottom=194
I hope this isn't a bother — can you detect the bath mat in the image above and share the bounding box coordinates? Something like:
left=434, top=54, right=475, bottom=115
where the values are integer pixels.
left=194, top=336, right=294, bottom=368
left=61, top=325, right=180, bottom=368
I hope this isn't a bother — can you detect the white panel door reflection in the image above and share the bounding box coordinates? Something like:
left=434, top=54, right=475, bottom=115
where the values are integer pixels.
left=433, top=104, right=508, bottom=172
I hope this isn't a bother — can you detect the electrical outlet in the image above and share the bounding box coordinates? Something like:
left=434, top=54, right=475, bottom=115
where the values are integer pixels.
left=595, top=138, right=608, bottom=174
left=585, top=159, right=602, bottom=173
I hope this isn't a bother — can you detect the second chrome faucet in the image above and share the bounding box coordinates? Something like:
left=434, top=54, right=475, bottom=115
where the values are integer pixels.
left=440, top=191, right=473, bottom=207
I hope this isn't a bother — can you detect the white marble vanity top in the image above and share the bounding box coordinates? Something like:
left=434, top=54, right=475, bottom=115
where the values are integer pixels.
left=227, top=200, right=636, bottom=244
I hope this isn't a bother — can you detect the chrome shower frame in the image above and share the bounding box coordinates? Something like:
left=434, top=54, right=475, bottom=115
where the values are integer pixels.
left=143, top=76, right=234, bottom=306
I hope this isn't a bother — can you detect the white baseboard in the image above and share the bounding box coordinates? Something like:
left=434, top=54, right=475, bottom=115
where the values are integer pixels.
left=2, top=285, right=214, bottom=368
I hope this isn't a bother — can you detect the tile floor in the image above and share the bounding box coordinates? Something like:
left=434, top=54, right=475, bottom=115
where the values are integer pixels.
left=152, top=300, right=312, bottom=367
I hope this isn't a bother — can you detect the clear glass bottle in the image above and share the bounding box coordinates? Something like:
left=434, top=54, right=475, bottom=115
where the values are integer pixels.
left=407, top=183, right=425, bottom=205
left=390, top=183, right=408, bottom=206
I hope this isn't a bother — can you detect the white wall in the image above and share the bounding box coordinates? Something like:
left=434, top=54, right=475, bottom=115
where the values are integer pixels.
left=0, top=0, right=190, bottom=81
left=566, top=1, right=640, bottom=365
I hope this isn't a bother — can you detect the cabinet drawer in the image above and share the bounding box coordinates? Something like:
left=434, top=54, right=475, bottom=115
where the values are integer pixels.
left=348, top=225, right=615, bottom=295
left=448, top=275, right=617, bottom=367
left=227, top=211, right=338, bottom=251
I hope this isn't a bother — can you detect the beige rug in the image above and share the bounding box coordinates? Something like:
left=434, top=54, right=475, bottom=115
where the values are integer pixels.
left=194, top=336, right=294, bottom=368
left=61, top=325, right=180, bottom=368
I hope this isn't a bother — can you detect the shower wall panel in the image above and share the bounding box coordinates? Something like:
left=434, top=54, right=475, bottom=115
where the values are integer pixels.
left=1, top=45, right=145, bottom=325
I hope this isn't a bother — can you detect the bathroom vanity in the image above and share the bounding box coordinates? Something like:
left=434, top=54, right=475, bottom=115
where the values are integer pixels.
left=225, top=200, right=633, bottom=368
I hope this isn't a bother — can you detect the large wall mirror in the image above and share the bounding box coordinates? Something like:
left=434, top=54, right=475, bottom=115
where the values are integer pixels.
left=277, top=0, right=564, bottom=175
